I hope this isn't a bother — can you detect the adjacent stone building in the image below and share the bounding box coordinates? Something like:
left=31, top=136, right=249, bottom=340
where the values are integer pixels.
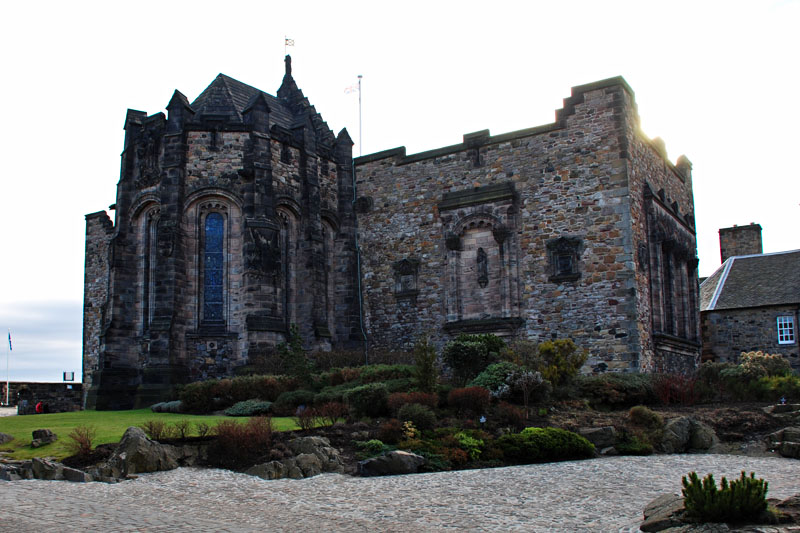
left=700, top=224, right=800, bottom=369
left=83, top=57, right=701, bottom=409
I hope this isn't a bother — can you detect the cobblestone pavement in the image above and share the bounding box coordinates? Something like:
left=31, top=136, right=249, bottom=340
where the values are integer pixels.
left=1, top=455, right=799, bottom=532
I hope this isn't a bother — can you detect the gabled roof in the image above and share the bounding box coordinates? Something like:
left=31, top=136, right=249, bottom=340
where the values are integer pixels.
left=700, top=249, right=800, bottom=311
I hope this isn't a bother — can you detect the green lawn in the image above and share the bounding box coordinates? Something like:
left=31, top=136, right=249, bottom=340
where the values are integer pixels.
left=0, top=409, right=299, bottom=461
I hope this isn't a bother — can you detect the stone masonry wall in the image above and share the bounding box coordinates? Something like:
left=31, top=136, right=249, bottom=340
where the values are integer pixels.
left=355, top=79, right=645, bottom=369
left=82, top=211, right=113, bottom=405
left=702, top=305, right=800, bottom=370
left=622, top=87, right=699, bottom=373
left=719, top=223, right=763, bottom=263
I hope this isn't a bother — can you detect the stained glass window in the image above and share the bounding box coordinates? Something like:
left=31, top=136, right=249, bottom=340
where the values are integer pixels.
left=203, top=213, right=224, bottom=323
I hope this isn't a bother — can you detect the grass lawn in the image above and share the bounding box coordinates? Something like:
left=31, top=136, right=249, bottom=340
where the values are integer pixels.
left=0, top=409, right=299, bottom=461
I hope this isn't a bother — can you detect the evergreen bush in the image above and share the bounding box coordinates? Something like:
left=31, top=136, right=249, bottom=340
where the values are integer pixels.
left=388, top=391, right=439, bottom=414
left=224, top=399, right=273, bottom=417
left=681, top=471, right=768, bottom=522
left=413, top=335, right=439, bottom=393
left=576, top=373, right=656, bottom=407
left=397, top=403, right=437, bottom=430
left=344, top=383, right=389, bottom=418
left=447, top=386, right=491, bottom=416
left=628, top=405, right=663, bottom=428
left=272, top=390, right=316, bottom=416
left=496, top=427, right=594, bottom=464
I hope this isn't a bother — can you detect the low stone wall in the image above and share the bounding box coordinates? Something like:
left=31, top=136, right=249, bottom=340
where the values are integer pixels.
left=1, top=382, right=83, bottom=415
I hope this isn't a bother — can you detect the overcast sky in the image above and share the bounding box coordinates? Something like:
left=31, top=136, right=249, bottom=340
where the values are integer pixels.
left=1, top=0, right=797, bottom=382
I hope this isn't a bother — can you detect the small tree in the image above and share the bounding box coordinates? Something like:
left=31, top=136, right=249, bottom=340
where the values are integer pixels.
left=512, top=370, right=545, bottom=416
left=278, top=324, right=312, bottom=384
left=413, top=335, right=439, bottom=393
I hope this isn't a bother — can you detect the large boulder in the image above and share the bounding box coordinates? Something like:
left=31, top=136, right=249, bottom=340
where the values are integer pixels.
left=659, top=417, right=718, bottom=454
left=0, top=432, right=14, bottom=445
left=288, top=436, right=344, bottom=474
left=97, top=427, right=179, bottom=478
left=245, top=461, right=288, bottom=480
left=31, top=429, right=57, bottom=448
left=358, top=450, right=426, bottom=476
left=640, top=493, right=685, bottom=532
left=27, top=458, right=92, bottom=482
left=578, top=426, right=616, bottom=449
left=765, top=427, right=800, bottom=459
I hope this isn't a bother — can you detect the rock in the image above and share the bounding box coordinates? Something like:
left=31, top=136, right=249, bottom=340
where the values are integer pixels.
left=579, top=426, right=616, bottom=449
left=358, top=450, right=426, bottom=477
left=61, top=466, right=92, bottom=482
left=688, top=420, right=717, bottom=451
left=246, top=461, right=288, bottom=480
left=31, top=428, right=57, bottom=448
left=659, top=417, right=719, bottom=453
left=764, top=404, right=800, bottom=415
left=99, top=427, right=179, bottom=478
left=31, top=458, right=64, bottom=480
left=640, top=493, right=685, bottom=532
left=294, top=453, right=322, bottom=477
left=599, top=446, right=619, bottom=456
left=0, top=432, right=14, bottom=445
left=660, top=417, right=692, bottom=454
left=779, top=441, right=800, bottom=459
left=0, top=463, right=24, bottom=481
left=775, top=494, right=800, bottom=524
left=288, top=436, right=344, bottom=474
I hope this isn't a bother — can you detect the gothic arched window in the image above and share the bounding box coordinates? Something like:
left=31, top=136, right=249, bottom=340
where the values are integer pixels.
left=143, top=210, right=159, bottom=331
left=203, top=212, right=225, bottom=325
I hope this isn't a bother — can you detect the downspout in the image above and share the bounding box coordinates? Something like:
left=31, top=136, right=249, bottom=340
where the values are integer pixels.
left=352, top=159, right=369, bottom=365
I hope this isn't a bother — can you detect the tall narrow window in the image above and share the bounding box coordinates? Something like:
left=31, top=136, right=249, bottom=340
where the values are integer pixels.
left=203, top=213, right=224, bottom=324
left=777, top=316, right=795, bottom=344
left=143, top=213, right=158, bottom=331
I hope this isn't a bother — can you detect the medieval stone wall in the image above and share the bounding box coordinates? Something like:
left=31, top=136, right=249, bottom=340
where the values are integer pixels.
left=702, top=305, right=800, bottom=370
left=356, top=79, right=657, bottom=369
left=81, top=211, right=113, bottom=403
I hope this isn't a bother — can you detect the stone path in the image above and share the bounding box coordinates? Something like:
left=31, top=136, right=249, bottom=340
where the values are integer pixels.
left=2, top=455, right=799, bottom=532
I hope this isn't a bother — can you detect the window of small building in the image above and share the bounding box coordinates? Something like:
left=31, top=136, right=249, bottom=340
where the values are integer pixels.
left=777, top=316, right=795, bottom=344
left=202, top=212, right=225, bottom=324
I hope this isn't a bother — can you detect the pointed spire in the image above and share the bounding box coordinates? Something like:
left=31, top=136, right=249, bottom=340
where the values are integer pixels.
left=285, top=54, right=292, bottom=77
left=166, top=90, right=194, bottom=133
left=336, top=128, right=353, bottom=146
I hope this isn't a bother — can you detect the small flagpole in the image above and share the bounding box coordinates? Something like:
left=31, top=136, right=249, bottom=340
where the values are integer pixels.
left=358, top=75, right=363, bottom=157
left=5, top=330, right=10, bottom=407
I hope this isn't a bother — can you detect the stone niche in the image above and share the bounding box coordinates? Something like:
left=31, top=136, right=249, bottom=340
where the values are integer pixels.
left=438, top=182, right=522, bottom=336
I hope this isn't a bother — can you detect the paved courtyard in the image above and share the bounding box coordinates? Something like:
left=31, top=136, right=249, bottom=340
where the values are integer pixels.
left=1, top=454, right=799, bottom=532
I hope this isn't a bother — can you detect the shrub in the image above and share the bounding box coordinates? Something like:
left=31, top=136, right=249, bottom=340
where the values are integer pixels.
left=653, top=373, right=699, bottom=406
left=381, top=378, right=418, bottom=393
left=150, top=400, right=182, bottom=413
left=140, top=420, right=171, bottom=440
left=311, top=349, right=366, bottom=371
left=413, top=335, right=439, bottom=393
left=681, top=471, right=768, bottom=522
left=388, top=391, right=439, bottom=414
left=180, top=379, right=230, bottom=413
left=173, top=419, right=192, bottom=439
left=207, top=416, right=274, bottom=469
left=470, top=362, right=522, bottom=397
left=317, top=402, right=349, bottom=426
left=443, top=446, right=469, bottom=466
left=359, top=364, right=416, bottom=383
left=443, top=337, right=498, bottom=386
left=378, top=418, right=404, bottom=444
left=195, top=422, right=212, bottom=438
left=272, top=390, right=316, bottom=416
left=739, top=351, right=792, bottom=378
left=397, top=403, right=437, bottom=430
left=224, top=399, right=273, bottom=417
left=454, top=431, right=484, bottom=461
left=494, top=402, right=526, bottom=430
left=755, top=374, right=800, bottom=402
left=344, top=383, right=389, bottom=418
left=535, top=339, right=587, bottom=386
left=294, top=406, right=320, bottom=431
left=356, top=439, right=389, bottom=458
left=615, top=434, right=654, bottom=455
left=497, top=427, right=595, bottom=464
left=447, top=387, right=491, bottom=416
left=456, top=334, right=506, bottom=355
left=577, top=373, right=656, bottom=408
left=628, top=405, right=663, bottom=428
left=513, top=370, right=546, bottom=414
left=66, top=425, right=96, bottom=457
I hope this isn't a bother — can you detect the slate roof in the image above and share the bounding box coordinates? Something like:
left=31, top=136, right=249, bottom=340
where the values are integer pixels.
left=700, top=250, right=800, bottom=311
left=189, top=70, right=335, bottom=147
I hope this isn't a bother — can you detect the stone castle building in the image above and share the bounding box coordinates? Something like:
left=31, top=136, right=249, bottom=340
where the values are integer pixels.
left=83, top=57, right=701, bottom=409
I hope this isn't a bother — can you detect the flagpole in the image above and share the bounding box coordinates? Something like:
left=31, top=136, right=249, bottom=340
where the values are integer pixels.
left=5, top=330, right=10, bottom=407
left=358, top=75, right=363, bottom=157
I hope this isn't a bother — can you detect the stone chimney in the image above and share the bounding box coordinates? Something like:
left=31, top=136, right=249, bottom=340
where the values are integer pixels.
left=719, top=223, right=762, bottom=263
